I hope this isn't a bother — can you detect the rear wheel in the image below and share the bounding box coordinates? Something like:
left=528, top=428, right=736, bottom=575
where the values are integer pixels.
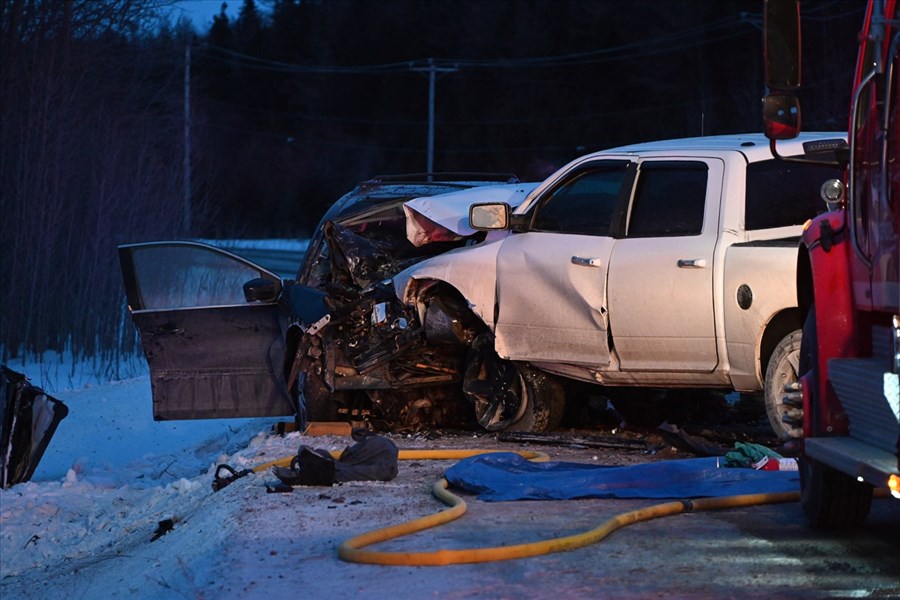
left=463, top=332, right=564, bottom=432
left=764, top=329, right=803, bottom=440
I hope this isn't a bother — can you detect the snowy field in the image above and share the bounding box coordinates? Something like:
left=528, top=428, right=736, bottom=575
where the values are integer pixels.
left=3, top=356, right=900, bottom=600
left=0, top=356, right=565, bottom=599
left=0, top=356, right=289, bottom=597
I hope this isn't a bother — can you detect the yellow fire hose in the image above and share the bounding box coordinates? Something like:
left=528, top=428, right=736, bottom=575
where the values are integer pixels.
left=247, top=447, right=802, bottom=567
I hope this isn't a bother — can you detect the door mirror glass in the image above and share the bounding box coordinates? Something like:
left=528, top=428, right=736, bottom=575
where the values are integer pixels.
left=469, top=203, right=510, bottom=230
left=243, top=277, right=281, bottom=303
left=763, top=93, right=801, bottom=140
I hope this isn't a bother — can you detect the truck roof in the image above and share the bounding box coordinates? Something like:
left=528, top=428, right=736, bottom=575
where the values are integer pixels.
left=602, top=132, right=846, bottom=163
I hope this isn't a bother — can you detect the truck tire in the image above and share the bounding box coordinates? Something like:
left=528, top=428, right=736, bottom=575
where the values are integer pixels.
left=463, top=332, right=565, bottom=432
left=764, top=329, right=803, bottom=440
left=800, top=455, right=873, bottom=528
left=797, top=305, right=873, bottom=528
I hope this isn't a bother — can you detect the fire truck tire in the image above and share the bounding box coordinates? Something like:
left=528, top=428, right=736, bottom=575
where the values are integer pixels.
left=800, top=456, right=873, bottom=528
left=764, top=329, right=803, bottom=440
left=797, top=304, right=874, bottom=528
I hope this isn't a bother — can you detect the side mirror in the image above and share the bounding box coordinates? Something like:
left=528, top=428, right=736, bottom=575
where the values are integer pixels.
left=763, top=0, right=801, bottom=144
left=764, top=0, right=801, bottom=92
left=243, top=277, right=281, bottom=303
left=762, top=93, right=801, bottom=140
left=469, top=202, right=511, bottom=231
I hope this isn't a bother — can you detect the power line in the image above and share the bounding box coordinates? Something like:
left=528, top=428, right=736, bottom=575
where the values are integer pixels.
left=198, top=2, right=862, bottom=74
left=199, top=12, right=754, bottom=74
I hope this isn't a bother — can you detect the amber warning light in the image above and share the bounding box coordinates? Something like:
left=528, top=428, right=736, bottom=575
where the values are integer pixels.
left=889, top=474, right=900, bottom=500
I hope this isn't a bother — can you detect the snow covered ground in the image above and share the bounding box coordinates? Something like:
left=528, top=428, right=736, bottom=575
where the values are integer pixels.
left=0, top=356, right=548, bottom=599
left=0, top=357, right=287, bottom=597
left=3, top=356, right=899, bottom=600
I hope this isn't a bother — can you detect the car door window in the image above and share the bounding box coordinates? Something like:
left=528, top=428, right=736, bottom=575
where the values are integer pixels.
left=129, top=244, right=277, bottom=310
left=531, top=161, right=630, bottom=236
left=627, top=161, right=708, bottom=237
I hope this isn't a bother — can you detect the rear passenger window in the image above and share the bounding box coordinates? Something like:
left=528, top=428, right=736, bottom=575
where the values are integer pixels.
left=627, top=161, right=708, bottom=237
left=745, top=160, right=842, bottom=230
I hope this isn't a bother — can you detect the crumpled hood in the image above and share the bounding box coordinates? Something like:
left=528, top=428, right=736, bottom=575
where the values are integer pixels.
left=392, top=238, right=506, bottom=329
left=403, top=182, right=538, bottom=247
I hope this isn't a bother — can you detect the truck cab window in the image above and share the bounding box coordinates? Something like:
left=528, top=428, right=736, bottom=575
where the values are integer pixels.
left=627, top=162, right=708, bottom=237
left=531, top=163, right=629, bottom=236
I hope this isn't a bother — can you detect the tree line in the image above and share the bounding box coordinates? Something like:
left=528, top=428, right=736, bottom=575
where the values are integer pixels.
left=0, top=0, right=861, bottom=373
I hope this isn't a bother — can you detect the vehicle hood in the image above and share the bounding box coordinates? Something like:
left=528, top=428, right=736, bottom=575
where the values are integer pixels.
left=403, top=182, right=538, bottom=247
left=392, top=238, right=506, bottom=329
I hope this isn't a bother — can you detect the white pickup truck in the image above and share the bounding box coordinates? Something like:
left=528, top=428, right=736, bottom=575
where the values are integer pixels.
left=381, top=133, right=846, bottom=439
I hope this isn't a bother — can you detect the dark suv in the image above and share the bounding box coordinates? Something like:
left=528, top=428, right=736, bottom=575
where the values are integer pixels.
left=118, top=174, right=521, bottom=428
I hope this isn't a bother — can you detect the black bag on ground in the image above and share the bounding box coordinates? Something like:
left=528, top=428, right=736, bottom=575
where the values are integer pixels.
left=272, top=428, right=398, bottom=487
left=333, top=428, right=399, bottom=483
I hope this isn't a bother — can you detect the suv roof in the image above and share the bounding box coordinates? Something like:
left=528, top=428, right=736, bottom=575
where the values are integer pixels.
left=317, top=173, right=520, bottom=225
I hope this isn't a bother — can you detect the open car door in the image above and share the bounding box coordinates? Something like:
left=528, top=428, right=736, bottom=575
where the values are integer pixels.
left=119, top=242, right=296, bottom=420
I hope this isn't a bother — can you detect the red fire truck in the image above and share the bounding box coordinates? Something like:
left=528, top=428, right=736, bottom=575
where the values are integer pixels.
left=763, top=0, right=898, bottom=527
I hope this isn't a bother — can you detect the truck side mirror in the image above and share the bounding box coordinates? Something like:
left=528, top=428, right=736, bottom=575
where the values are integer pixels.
left=764, top=0, right=801, bottom=92
left=469, top=202, right=510, bottom=231
left=764, top=0, right=801, bottom=142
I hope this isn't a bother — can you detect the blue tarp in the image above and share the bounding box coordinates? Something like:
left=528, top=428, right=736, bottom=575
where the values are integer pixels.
left=444, top=453, right=799, bottom=501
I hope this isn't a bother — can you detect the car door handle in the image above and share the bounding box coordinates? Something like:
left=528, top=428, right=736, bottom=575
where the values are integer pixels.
left=571, top=256, right=603, bottom=267
left=677, top=259, right=707, bottom=268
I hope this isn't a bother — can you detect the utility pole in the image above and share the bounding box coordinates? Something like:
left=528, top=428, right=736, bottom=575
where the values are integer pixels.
left=183, top=41, right=192, bottom=235
left=411, top=58, right=457, bottom=180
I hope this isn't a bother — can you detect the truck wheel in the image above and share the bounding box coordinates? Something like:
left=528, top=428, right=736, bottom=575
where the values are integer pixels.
left=764, top=329, right=803, bottom=440
left=800, top=455, right=873, bottom=528
left=796, top=304, right=873, bottom=528
left=463, top=332, right=564, bottom=432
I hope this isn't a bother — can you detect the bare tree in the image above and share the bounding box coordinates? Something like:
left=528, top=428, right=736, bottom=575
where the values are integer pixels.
left=0, top=0, right=213, bottom=382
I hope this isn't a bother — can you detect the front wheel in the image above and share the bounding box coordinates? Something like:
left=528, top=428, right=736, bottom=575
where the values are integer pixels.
left=463, top=333, right=565, bottom=432
left=764, top=329, right=803, bottom=440
left=800, top=455, right=873, bottom=528
left=797, top=304, right=873, bottom=528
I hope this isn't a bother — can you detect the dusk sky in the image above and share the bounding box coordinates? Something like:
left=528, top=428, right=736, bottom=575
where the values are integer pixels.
left=171, top=0, right=243, bottom=31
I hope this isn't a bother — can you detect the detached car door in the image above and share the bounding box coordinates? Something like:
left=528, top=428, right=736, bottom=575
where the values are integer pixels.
left=492, top=160, right=633, bottom=366
left=119, top=242, right=295, bottom=420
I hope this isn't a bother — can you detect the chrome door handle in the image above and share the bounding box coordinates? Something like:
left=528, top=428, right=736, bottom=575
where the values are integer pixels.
left=677, top=259, right=707, bottom=268
left=571, top=256, right=603, bottom=267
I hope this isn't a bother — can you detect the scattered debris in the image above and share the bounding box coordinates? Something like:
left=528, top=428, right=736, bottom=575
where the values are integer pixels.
left=657, top=422, right=731, bottom=456
left=497, top=431, right=650, bottom=451
left=151, top=519, right=175, bottom=541
left=1, top=366, right=68, bottom=488
left=211, top=464, right=254, bottom=492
